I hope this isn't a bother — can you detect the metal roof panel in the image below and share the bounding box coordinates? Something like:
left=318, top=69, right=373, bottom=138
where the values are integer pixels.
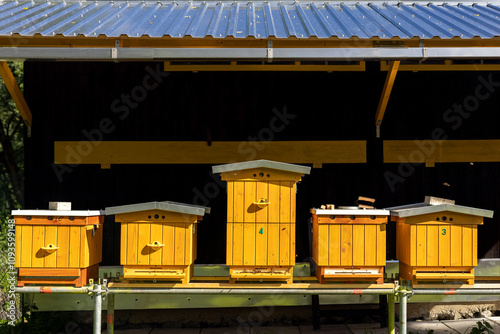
left=212, top=159, right=311, bottom=174
left=0, top=1, right=499, bottom=39
left=105, top=201, right=209, bottom=216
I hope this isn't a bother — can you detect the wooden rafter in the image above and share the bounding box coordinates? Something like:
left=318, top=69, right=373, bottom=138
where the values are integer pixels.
left=0, top=61, right=32, bottom=126
left=375, top=60, right=400, bottom=136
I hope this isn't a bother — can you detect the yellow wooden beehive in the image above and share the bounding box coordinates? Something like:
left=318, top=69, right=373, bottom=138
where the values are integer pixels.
left=390, top=199, right=494, bottom=285
left=106, top=201, right=209, bottom=284
left=13, top=208, right=103, bottom=287
left=311, top=208, right=389, bottom=284
left=213, top=160, right=310, bottom=284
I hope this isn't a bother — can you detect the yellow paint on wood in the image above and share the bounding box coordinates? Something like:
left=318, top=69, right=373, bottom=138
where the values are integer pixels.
left=127, top=223, right=138, bottom=266
left=227, top=222, right=233, bottom=266
left=268, top=182, right=281, bottom=222
left=416, top=225, right=427, bottom=267
left=19, top=226, right=32, bottom=268
left=328, top=224, right=341, bottom=266
left=267, top=223, right=279, bottom=266
left=462, top=226, right=473, bottom=267
left=56, top=226, right=69, bottom=268
left=79, top=224, right=89, bottom=267
left=232, top=223, right=244, bottom=266
left=384, top=140, right=500, bottom=164
left=317, top=224, right=329, bottom=266
left=32, top=225, right=45, bottom=267
left=149, top=223, right=162, bottom=265
left=54, top=141, right=367, bottom=166
left=243, top=224, right=256, bottom=266
left=438, top=225, right=450, bottom=267
left=352, top=225, right=365, bottom=266
left=473, top=226, right=478, bottom=266
left=450, top=225, right=462, bottom=267
left=364, top=225, right=376, bottom=266
left=255, top=223, right=268, bottom=266
left=174, top=223, right=186, bottom=266
left=426, top=225, right=439, bottom=267
left=340, top=225, right=352, bottom=267
left=162, top=223, right=175, bottom=265
left=120, top=224, right=127, bottom=265
left=44, top=225, right=57, bottom=268
left=376, top=224, right=387, bottom=266
left=14, top=226, right=22, bottom=268
left=137, top=223, right=150, bottom=265
left=68, top=226, right=80, bottom=268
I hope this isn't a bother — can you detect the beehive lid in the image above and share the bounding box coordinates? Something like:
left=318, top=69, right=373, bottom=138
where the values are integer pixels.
left=105, top=201, right=210, bottom=216
left=310, top=208, right=390, bottom=216
left=212, top=160, right=310, bottom=175
left=11, top=209, right=103, bottom=216
left=387, top=203, right=494, bottom=218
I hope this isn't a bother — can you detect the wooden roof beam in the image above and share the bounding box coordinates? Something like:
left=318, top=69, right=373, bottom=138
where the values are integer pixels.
left=0, top=61, right=32, bottom=126
left=375, top=60, right=400, bottom=138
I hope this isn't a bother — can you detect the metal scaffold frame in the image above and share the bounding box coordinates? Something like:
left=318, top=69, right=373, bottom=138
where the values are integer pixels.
left=14, top=282, right=500, bottom=334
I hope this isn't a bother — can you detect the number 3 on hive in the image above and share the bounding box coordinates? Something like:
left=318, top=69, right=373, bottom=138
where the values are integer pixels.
left=442, top=228, right=447, bottom=235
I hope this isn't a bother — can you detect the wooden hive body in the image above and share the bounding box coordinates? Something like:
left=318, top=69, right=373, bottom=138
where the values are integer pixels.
left=214, top=160, right=310, bottom=284
left=107, top=202, right=208, bottom=284
left=13, top=210, right=103, bottom=287
left=311, top=209, right=388, bottom=284
left=391, top=203, right=493, bottom=285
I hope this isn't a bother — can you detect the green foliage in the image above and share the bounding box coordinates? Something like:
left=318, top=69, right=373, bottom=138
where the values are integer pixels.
left=466, top=320, right=495, bottom=334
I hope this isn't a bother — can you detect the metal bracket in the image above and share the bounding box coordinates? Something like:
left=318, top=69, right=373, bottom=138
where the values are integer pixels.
left=111, top=48, right=118, bottom=60
left=267, top=40, right=273, bottom=63
left=422, top=47, right=428, bottom=61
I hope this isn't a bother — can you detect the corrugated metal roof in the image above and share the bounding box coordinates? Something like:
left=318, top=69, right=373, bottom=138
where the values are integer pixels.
left=0, top=1, right=499, bottom=39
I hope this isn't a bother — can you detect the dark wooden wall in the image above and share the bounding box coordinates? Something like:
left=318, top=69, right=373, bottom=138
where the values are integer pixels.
left=23, top=61, right=500, bottom=265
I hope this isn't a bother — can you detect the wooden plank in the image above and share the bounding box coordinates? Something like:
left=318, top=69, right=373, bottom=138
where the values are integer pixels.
left=375, top=60, right=400, bottom=127
left=364, top=225, right=377, bottom=266
left=19, top=226, right=32, bottom=268
left=409, top=224, right=417, bottom=266
left=184, top=223, right=192, bottom=265
left=127, top=223, right=138, bottom=266
left=32, top=225, right=45, bottom=267
left=0, top=61, right=32, bottom=125
left=56, top=226, right=69, bottom=268
left=268, top=223, right=280, bottom=266
left=472, top=225, right=478, bottom=266
left=137, top=223, right=150, bottom=265
left=462, top=226, right=473, bottom=267
left=227, top=222, right=233, bottom=266
left=352, top=225, right=365, bottom=266
left=328, top=224, right=341, bottom=266
left=15, top=226, right=22, bottom=268
left=243, top=181, right=256, bottom=266
left=416, top=225, right=427, bottom=267
left=255, top=223, right=268, bottom=266
left=120, top=224, right=127, bottom=265
left=376, top=224, right=386, bottom=266
left=280, top=182, right=291, bottom=266
left=256, top=181, right=269, bottom=223
left=384, top=140, right=500, bottom=164
left=174, top=223, right=186, bottom=266
left=68, top=226, right=80, bottom=268
left=232, top=223, right=244, bottom=266
left=438, top=225, right=451, bottom=267
left=233, top=182, right=245, bottom=222
left=162, top=223, right=175, bottom=266
left=80, top=225, right=89, bottom=267
left=426, top=225, right=439, bottom=267
left=317, top=224, right=329, bottom=266
left=450, top=225, right=462, bottom=267
left=149, top=223, right=163, bottom=266
left=227, top=181, right=234, bottom=223
left=340, top=225, right=352, bottom=266
left=268, top=181, right=281, bottom=222
left=54, top=141, right=367, bottom=166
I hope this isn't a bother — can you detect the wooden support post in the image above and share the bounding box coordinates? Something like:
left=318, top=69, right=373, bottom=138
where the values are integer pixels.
left=0, top=61, right=32, bottom=126
left=375, top=60, right=400, bottom=137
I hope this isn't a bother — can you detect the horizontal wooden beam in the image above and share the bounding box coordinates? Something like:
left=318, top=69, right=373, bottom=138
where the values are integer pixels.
left=0, top=61, right=32, bottom=125
left=380, top=60, right=500, bottom=72
left=384, top=140, right=500, bottom=164
left=164, top=61, right=365, bottom=72
left=54, top=141, right=366, bottom=168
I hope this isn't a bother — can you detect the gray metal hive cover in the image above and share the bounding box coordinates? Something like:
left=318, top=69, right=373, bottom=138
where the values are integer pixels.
left=105, top=201, right=209, bottom=216
left=212, top=160, right=311, bottom=175
left=387, top=203, right=494, bottom=218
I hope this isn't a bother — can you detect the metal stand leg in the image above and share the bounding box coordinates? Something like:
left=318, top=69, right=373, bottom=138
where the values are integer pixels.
left=399, top=292, right=407, bottom=334
left=312, top=294, right=320, bottom=330
left=379, top=294, right=388, bottom=328
left=93, top=284, right=102, bottom=334
left=387, top=293, right=395, bottom=334
left=107, top=293, right=115, bottom=334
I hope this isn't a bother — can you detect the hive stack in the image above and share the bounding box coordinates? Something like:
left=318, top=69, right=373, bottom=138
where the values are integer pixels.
left=13, top=204, right=103, bottom=287
left=311, top=207, right=389, bottom=284
left=106, top=201, right=209, bottom=284
left=213, top=160, right=310, bottom=284
left=389, top=198, right=494, bottom=285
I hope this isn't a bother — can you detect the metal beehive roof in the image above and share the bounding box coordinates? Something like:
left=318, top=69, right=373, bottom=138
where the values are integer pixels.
left=11, top=209, right=103, bottom=216
left=105, top=201, right=210, bottom=216
left=1, top=1, right=500, bottom=39
left=212, top=159, right=311, bottom=174
left=387, top=203, right=494, bottom=218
